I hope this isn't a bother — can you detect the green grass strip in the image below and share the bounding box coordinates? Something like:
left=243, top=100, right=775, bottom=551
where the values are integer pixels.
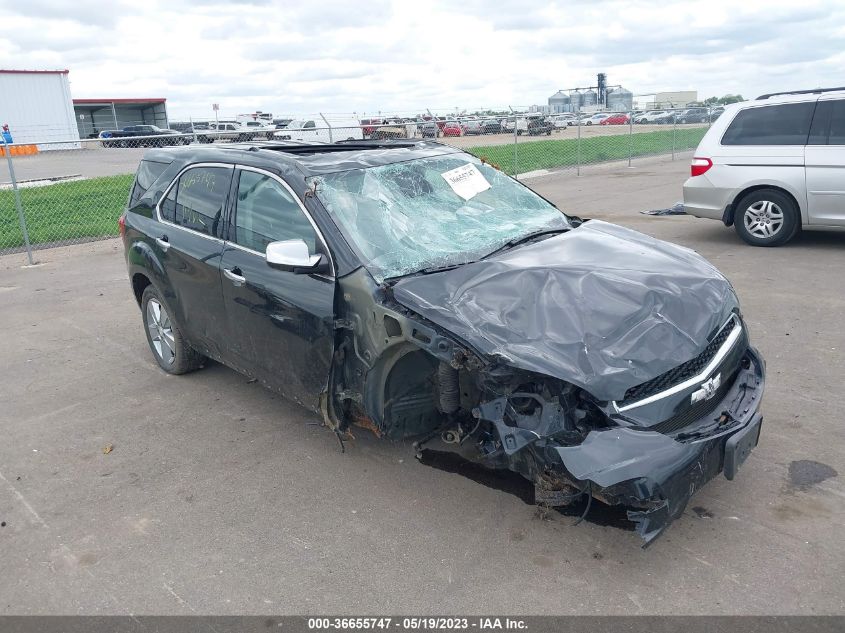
left=0, top=128, right=707, bottom=250
left=467, top=127, right=708, bottom=175
left=0, top=173, right=133, bottom=250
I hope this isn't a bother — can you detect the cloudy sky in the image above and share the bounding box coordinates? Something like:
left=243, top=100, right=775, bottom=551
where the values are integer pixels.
left=1, top=0, right=843, bottom=119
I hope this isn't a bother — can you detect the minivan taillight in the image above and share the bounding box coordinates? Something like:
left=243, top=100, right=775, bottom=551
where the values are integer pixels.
left=118, top=213, right=126, bottom=239
left=690, top=157, right=713, bottom=177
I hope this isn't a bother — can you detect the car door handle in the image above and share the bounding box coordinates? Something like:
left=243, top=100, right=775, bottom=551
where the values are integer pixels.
left=223, top=267, right=246, bottom=286
left=155, top=235, right=170, bottom=252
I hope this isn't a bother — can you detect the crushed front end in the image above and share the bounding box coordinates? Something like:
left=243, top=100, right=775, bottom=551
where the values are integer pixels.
left=428, top=316, right=765, bottom=546
left=327, top=221, right=767, bottom=546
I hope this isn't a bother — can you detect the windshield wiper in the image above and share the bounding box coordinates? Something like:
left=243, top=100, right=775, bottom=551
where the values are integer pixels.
left=482, top=227, right=569, bottom=260
left=416, top=262, right=466, bottom=275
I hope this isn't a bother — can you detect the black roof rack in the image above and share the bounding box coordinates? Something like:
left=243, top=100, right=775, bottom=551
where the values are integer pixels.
left=756, top=87, right=845, bottom=100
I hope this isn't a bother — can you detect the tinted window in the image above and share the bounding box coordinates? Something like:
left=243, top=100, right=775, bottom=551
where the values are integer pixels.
left=809, top=99, right=845, bottom=145
left=722, top=103, right=816, bottom=145
left=160, top=184, right=177, bottom=222
left=831, top=101, right=845, bottom=145
left=130, top=160, right=169, bottom=206
left=161, top=166, right=231, bottom=236
left=232, top=171, right=317, bottom=253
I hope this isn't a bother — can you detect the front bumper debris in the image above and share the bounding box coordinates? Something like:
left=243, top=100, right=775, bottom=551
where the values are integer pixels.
left=481, top=347, right=766, bottom=546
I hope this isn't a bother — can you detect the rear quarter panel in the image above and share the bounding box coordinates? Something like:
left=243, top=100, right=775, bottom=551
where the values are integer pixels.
left=691, top=104, right=809, bottom=222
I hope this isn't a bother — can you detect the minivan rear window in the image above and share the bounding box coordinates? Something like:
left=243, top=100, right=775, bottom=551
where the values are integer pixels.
left=808, top=100, right=845, bottom=145
left=721, top=102, right=816, bottom=146
left=129, top=159, right=169, bottom=206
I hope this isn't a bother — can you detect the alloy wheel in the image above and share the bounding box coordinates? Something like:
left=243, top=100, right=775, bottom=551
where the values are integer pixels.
left=743, top=200, right=784, bottom=239
left=146, top=298, right=175, bottom=365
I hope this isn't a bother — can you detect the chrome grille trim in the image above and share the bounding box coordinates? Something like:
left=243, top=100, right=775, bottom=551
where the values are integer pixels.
left=613, top=314, right=743, bottom=413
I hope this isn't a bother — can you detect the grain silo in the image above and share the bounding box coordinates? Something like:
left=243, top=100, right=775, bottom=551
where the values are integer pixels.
left=548, top=90, right=569, bottom=113
left=606, top=87, right=633, bottom=112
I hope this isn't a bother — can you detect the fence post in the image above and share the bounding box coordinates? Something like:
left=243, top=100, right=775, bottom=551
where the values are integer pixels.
left=576, top=113, right=582, bottom=176
left=2, top=138, right=35, bottom=265
left=319, top=113, right=333, bottom=143
left=628, top=110, right=633, bottom=167
left=509, top=106, right=518, bottom=179
left=671, top=110, right=677, bottom=160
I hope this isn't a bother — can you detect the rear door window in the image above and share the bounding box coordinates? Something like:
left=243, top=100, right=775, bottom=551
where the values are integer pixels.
left=722, top=102, right=816, bottom=145
left=160, top=166, right=232, bottom=237
left=130, top=159, right=169, bottom=206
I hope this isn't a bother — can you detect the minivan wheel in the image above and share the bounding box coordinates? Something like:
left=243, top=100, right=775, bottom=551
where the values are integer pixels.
left=141, top=286, right=205, bottom=374
left=734, top=189, right=800, bottom=247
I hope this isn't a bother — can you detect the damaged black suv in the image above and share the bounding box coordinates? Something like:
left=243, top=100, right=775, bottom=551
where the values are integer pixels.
left=121, top=140, right=765, bottom=545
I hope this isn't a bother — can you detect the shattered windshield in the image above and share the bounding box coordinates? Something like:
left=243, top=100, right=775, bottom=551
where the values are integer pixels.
left=310, top=155, right=570, bottom=281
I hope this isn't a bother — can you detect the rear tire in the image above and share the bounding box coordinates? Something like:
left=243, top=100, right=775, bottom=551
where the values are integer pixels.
left=141, top=285, right=205, bottom=374
left=734, top=189, right=800, bottom=247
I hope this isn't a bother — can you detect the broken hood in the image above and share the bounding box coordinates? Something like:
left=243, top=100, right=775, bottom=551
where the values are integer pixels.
left=391, top=220, right=739, bottom=402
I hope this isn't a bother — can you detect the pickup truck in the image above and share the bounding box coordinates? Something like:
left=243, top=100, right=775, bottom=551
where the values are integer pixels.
left=99, top=125, right=188, bottom=148
left=194, top=121, right=275, bottom=143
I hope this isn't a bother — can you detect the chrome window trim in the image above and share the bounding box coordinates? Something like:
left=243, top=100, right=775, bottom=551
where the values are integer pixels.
left=154, top=162, right=234, bottom=243
left=227, top=164, right=336, bottom=278
left=613, top=314, right=743, bottom=413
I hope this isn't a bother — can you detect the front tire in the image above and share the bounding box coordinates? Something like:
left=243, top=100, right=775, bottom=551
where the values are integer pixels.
left=141, top=286, right=205, bottom=374
left=734, top=189, right=800, bottom=247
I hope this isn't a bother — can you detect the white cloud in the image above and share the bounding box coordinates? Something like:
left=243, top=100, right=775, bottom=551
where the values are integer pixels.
left=0, top=0, right=842, bottom=120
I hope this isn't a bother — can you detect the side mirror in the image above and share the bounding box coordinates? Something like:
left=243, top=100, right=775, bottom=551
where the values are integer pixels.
left=266, top=239, right=327, bottom=274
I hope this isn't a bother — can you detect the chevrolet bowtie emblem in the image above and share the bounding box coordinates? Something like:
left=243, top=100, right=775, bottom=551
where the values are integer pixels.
left=691, top=373, right=721, bottom=404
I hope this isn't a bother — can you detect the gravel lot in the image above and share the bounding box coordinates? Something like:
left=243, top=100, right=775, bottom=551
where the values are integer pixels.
left=1, top=154, right=843, bottom=615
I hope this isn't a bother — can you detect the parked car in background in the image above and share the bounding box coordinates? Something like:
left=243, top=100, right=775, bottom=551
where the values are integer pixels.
left=481, top=118, right=503, bottom=135
left=677, top=107, right=710, bottom=124
left=684, top=88, right=845, bottom=246
left=710, top=106, right=726, bottom=120
left=600, top=113, right=630, bottom=125
left=275, top=118, right=364, bottom=142
left=273, top=118, right=293, bottom=129
left=239, top=120, right=278, bottom=139
left=584, top=113, right=611, bottom=126
left=366, top=119, right=416, bottom=140
left=527, top=117, right=553, bottom=135
left=653, top=111, right=677, bottom=124
left=635, top=110, right=669, bottom=124
left=462, top=119, right=483, bottom=135
left=122, top=140, right=765, bottom=546
left=99, top=125, right=188, bottom=148
left=501, top=116, right=521, bottom=133
left=360, top=119, right=380, bottom=136
left=441, top=121, right=463, bottom=137
left=551, top=114, right=576, bottom=129
left=193, top=122, right=260, bottom=143
left=419, top=120, right=440, bottom=138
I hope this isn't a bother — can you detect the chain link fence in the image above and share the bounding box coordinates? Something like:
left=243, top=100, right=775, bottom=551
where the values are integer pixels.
left=0, top=106, right=718, bottom=258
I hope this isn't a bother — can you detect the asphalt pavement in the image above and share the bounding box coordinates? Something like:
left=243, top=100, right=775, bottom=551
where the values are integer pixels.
left=1, top=154, right=843, bottom=614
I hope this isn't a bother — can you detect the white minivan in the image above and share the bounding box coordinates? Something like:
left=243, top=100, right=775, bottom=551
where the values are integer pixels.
left=683, top=87, right=845, bottom=246
left=273, top=118, right=363, bottom=143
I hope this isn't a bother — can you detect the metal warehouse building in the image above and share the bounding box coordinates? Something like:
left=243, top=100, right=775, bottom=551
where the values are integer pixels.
left=73, top=98, right=169, bottom=138
left=0, top=69, right=79, bottom=144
